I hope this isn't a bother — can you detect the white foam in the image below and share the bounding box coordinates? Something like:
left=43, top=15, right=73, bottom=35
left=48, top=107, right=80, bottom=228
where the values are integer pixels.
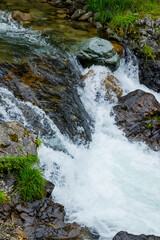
left=39, top=56, right=160, bottom=239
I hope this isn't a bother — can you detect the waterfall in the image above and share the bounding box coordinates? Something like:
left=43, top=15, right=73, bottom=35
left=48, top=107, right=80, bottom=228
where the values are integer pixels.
left=0, top=10, right=160, bottom=240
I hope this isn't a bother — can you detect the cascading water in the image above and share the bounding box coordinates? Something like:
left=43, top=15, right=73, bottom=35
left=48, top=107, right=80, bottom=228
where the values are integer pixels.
left=0, top=9, right=160, bottom=240
left=39, top=59, right=160, bottom=239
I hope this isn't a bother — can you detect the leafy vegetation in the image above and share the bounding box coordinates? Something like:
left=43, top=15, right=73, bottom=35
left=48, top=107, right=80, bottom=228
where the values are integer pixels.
left=0, top=190, right=7, bottom=204
left=0, top=155, right=46, bottom=202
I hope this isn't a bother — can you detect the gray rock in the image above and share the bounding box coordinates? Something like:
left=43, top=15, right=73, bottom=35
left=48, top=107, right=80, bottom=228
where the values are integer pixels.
left=113, top=231, right=160, bottom=240
left=75, top=37, right=120, bottom=71
left=79, top=11, right=92, bottom=21
left=0, top=121, right=37, bottom=157
left=71, top=9, right=86, bottom=19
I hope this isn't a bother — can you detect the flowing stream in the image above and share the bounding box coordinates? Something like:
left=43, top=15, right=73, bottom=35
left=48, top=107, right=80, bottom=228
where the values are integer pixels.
left=0, top=8, right=160, bottom=240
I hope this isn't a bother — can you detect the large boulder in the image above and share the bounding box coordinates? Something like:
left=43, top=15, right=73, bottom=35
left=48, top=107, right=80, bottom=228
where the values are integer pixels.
left=113, top=232, right=160, bottom=240
left=114, top=89, right=160, bottom=151
left=75, top=37, right=120, bottom=71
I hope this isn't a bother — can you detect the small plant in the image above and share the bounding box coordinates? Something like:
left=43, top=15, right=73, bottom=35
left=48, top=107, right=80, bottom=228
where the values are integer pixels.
left=35, top=138, right=43, bottom=148
left=0, top=190, right=7, bottom=204
left=142, top=45, right=156, bottom=60
left=0, top=155, right=45, bottom=202
left=17, top=167, right=46, bottom=202
left=145, top=122, right=153, bottom=129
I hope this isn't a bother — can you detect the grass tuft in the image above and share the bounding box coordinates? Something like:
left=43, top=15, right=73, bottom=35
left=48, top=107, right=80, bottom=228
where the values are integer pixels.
left=17, top=167, right=46, bottom=202
left=0, top=155, right=45, bottom=202
left=0, top=190, right=7, bottom=204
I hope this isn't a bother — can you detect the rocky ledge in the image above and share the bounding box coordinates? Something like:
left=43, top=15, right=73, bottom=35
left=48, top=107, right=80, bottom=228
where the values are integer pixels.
left=0, top=121, right=98, bottom=240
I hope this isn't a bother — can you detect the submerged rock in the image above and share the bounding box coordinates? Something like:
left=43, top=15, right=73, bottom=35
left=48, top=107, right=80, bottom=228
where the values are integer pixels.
left=82, top=70, right=122, bottom=99
left=12, top=11, right=32, bottom=22
left=75, top=37, right=120, bottom=71
left=114, top=89, right=160, bottom=151
left=113, top=231, right=160, bottom=240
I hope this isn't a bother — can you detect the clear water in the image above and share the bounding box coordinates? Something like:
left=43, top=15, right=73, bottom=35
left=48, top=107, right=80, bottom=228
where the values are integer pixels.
left=0, top=9, right=160, bottom=240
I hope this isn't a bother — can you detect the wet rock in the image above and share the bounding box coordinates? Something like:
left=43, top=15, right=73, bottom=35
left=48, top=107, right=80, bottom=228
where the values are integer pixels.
left=0, top=121, right=37, bottom=157
left=75, top=37, right=120, bottom=71
left=114, top=89, right=160, bottom=151
left=71, top=9, right=86, bottom=19
left=112, top=43, right=124, bottom=59
left=12, top=11, right=32, bottom=22
left=120, top=16, right=160, bottom=92
left=0, top=56, right=92, bottom=144
left=104, top=73, right=123, bottom=99
left=113, top=231, right=160, bottom=240
left=139, top=59, right=160, bottom=93
left=79, top=11, right=93, bottom=21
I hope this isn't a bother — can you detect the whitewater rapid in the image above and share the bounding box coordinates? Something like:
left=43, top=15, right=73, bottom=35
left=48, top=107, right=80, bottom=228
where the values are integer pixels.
left=1, top=10, right=160, bottom=240
left=39, top=58, right=160, bottom=239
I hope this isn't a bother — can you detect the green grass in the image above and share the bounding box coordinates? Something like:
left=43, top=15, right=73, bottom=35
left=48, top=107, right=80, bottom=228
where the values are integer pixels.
left=0, top=155, right=39, bottom=173
left=0, top=190, right=7, bottom=204
left=87, top=0, right=160, bottom=33
left=17, top=167, right=46, bottom=202
left=0, top=155, right=46, bottom=202
left=142, top=45, right=156, bottom=60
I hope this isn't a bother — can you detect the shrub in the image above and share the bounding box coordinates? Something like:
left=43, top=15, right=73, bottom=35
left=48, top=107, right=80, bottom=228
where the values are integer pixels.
left=0, top=190, right=7, bottom=204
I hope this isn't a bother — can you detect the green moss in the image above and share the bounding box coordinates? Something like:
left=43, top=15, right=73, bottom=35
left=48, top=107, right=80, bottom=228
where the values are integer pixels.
left=0, top=190, right=7, bottom=204
left=9, top=133, right=18, bottom=142
left=142, top=45, right=156, bottom=61
left=0, top=155, right=45, bottom=202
